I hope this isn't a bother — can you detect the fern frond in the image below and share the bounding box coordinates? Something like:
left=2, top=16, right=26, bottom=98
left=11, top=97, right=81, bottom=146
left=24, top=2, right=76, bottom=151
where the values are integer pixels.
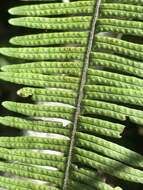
left=0, top=0, right=143, bottom=190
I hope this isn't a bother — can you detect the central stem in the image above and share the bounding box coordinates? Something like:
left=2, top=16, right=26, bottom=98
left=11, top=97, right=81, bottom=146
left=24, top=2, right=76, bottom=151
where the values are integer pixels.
left=62, top=0, right=102, bottom=189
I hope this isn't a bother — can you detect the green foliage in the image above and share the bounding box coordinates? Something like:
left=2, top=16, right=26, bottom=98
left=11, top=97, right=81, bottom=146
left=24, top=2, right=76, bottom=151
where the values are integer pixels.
left=0, top=0, right=143, bottom=190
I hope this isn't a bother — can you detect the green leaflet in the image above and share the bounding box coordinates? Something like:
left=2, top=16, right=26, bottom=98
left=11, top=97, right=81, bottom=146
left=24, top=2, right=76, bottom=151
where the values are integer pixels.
left=9, top=32, right=88, bottom=46
left=75, top=148, right=143, bottom=184
left=101, top=3, right=143, bottom=20
left=83, top=99, right=143, bottom=123
left=9, top=16, right=92, bottom=30
left=0, top=176, right=60, bottom=190
left=91, top=52, right=143, bottom=78
left=9, top=1, right=94, bottom=16
left=0, top=47, right=85, bottom=60
left=2, top=101, right=74, bottom=120
left=1, top=61, right=82, bottom=69
left=17, top=87, right=76, bottom=106
left=76, top=132, right=143, bottom=168
left=0, top=116, right=70, bottom=135
left=8, top=2, right=143, bottom=21
left=104, top=0, right=143, bottom=5
left=72, top=168, right=121, bottom=190
left=1, top=62, right=81, bottom=77
left=0, top=0, right=143, bottom=190
left=87, top=69, right=143, bottom=89
left=97, top=19, right=143, bottom=37
left=0, top=161, right=63, bottom=186
left=85, top=85, right=143, bottom=106
left=78, top=116, right=125, bottom=138
left=0, top=72, right=79, bottom=90
left=94, top=35, right=143, bottom=60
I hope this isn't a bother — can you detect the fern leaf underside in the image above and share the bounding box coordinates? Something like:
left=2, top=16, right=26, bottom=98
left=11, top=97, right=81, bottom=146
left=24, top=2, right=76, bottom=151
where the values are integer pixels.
left=0, top=0, right=143, bottom=189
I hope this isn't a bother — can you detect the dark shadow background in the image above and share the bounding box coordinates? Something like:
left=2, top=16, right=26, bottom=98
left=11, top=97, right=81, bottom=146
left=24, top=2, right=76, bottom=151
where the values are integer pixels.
left=0, top=0, right=22, bottom=137
left=0, top=1, right=143, bottom=189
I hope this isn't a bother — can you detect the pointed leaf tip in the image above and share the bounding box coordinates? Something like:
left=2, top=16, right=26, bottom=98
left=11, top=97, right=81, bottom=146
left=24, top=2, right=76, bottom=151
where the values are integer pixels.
left=1, top=65, right=8, bottom=71
left=1, top=101, right=11, bottom=109
left=8, top=7, right=18, bottom=15
left=8, top=18, right=15, bottom=26
left=8, top=8, right=13, bottom=15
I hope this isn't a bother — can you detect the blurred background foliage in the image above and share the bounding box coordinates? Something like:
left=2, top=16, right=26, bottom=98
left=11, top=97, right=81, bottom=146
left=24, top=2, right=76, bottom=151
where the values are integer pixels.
left=0, top=1, right=142, bottom=189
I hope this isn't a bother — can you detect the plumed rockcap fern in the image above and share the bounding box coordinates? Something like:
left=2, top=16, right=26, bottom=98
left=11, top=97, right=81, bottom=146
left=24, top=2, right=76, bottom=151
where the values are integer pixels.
left=0, top=0, right=143, bottom=190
